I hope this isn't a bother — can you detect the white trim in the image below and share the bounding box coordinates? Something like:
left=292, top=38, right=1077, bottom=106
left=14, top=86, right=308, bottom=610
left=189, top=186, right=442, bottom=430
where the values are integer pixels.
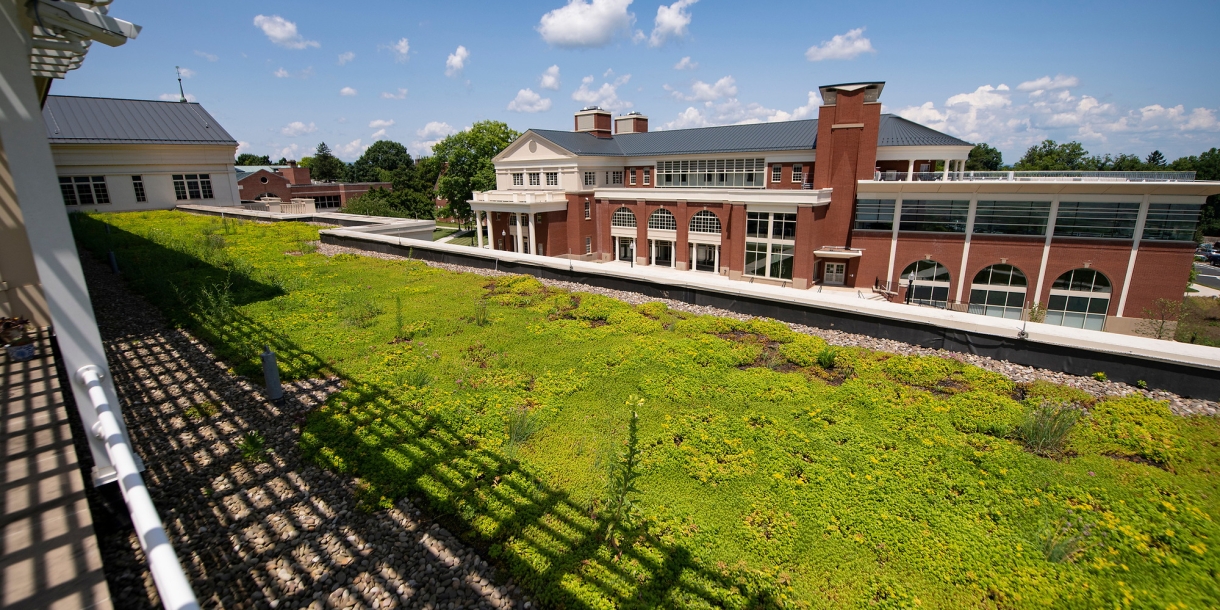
left=647, top=228, right=677, bottom=240
left=1033, top=197, right=1060, bottom=305
left=686, top=232, right=722, bottom=245
left=886, top=196, right=902, bottom=285
left=955, top=196, right=978, bottom=303
left=595, top=187, right=831, bottom=206
left=611, top=225, right=637, bottom=238
left=1116, top=194, right=1150, bottom=317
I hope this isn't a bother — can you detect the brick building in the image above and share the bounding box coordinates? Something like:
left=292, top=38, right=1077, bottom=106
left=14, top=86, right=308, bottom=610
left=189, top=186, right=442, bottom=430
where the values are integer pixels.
left=470, top=82, right=1220, bottom=333
left=236, top=162, right=390, bottom=208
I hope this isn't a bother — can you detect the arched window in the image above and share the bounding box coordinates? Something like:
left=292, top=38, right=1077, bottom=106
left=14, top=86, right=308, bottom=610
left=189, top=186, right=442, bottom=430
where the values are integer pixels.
left=648, top=208, right=677, bottom=230
left=969, top=264, right=1027, bottom=319
left=689, top=210, right=721, bottom=234
left=901, top=260, right=951, bottom=307
left=612, top=206, right=637, bottom=228
left=1047, top=268, right=1111, bottom=330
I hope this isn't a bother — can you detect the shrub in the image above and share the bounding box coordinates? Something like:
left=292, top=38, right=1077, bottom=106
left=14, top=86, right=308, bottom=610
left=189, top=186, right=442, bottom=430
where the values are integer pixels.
left=1017, top=400, right=1080, bottom=457
left=1091, top=371, right=1108, bottom=382
left=238, top=431, right=267, bottom=462
left=815, top=347, right=837, bottom=370
left=605, top=403, right=642, bottom=547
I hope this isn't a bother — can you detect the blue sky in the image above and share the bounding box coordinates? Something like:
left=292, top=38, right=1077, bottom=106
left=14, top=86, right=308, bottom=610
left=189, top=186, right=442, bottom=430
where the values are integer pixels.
left=55, top=0, right=1220, bottom=163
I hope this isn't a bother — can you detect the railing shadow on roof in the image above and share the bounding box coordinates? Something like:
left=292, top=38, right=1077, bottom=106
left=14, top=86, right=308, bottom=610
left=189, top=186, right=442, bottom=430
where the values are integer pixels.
left=870, top=170, right=1197, bottom=183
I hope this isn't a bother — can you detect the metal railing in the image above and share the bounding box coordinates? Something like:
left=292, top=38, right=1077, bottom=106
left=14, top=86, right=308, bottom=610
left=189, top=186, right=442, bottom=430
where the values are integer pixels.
left=872, top=170, right=1197, bottom=183
left=78, top=366, right=200, bottom=610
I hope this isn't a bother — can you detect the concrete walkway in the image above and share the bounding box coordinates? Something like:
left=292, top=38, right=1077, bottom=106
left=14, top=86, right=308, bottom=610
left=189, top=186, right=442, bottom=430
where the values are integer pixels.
left=1, top=329, right=111, bottom=610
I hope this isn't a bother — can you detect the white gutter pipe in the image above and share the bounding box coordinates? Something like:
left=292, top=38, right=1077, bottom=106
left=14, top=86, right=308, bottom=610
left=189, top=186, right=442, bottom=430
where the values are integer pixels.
left=77, top=365, right=200, bottom=610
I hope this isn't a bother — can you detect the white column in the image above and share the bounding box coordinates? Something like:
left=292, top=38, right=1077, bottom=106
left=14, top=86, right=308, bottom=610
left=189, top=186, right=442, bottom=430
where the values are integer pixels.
left=515, top=214, right=524, bottom=253
left=526, top=212, right=537, bottom=255
left=955, top=196, right=978, bottom=304
left=0, top=13, right=130, bottom=484
left=1116, top=195, right=1151, bottom=317
left=906, top=159, right=915, bottom=182
left=886, top=196, right=903, bottom=289
left=943, top=160, right=951, bottom=180
left=1033, top=197, right=1060, bottom=305
left=475, top=211, right=485, bottom=249
left=649, top=239, right=655, bottom=265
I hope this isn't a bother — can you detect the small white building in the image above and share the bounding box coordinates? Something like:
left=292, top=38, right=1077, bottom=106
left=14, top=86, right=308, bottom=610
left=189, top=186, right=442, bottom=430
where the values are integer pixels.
left=43, top=95, right=240, bottom=211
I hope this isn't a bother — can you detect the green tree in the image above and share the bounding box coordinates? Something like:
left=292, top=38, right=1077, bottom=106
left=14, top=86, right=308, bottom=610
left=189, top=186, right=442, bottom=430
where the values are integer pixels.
left=235, top=153, right=272, bottom=166
left=1014, top=140, right=1091, bottom=170
left=299, top=156, right=314, bottom=169
left=1171, top=148, right=1220, bottom=236
left=432, top=121, right=520, bottom=220
left=966, top=143, right=1003, bottom=171
left=342, top=187, right=435, bottom=220
left=1145, top=150, right=1167, bottom=168
left=351, top=140, right=413, bottom=182
left=275, top=157, right=290, bottom=165
left=309, top=142, right=346, bottom=182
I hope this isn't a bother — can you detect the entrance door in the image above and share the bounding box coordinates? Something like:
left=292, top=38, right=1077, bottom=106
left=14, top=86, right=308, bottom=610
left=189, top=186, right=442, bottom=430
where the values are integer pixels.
left=652, top=240, right=673, bottom=267
left=617, top=237, right=634, bottom=262
left=693, top=244, right=717, bottom=272
left=824, top=262, right=846, bottom=285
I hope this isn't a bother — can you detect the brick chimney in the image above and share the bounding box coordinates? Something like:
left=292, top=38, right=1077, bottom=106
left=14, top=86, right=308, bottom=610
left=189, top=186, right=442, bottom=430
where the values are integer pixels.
left=812, top=82, right=884, bottom=248
left=574, top=106, right=612, bottom=138
left=278, top=163, right=312, bottom=185
left=614, top=112, right=648, bottom=134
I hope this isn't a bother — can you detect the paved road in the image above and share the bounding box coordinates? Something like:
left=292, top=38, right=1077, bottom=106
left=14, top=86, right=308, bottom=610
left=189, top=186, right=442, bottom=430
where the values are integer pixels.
left=1195, top=262, right=1220, bottom=290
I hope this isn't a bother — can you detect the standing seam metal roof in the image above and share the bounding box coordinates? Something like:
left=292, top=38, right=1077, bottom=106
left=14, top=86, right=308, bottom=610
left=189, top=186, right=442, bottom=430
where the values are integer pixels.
left=528, top=114, right=970, bottom=157
left=43, top=95, right=237, bottom=145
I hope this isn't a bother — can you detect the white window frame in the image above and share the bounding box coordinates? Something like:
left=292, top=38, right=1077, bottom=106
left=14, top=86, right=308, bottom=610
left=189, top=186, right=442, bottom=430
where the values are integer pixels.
left=584, top=171, right=596, bottom=187
left=131, top=175, right=146, bottom=202
left=792, top=164, right=803, bottom=183
left=585, top=236, right=592, bottom=254
left=528, top=172, right=540, bottom=186
left=545, top=172, right=558, bottom=186
left=743, top=212, right=796, bottom=280
left=612, top=171, right=623, bottom=185
left=643, top=169, right=651, bottom=185
left=771, top=165, right=782, bottom=183
left=629, top=171, right=637, bottom=186
left=512, top=173, right=524, bottom=186
left=584, top=200, right=591, bottom=220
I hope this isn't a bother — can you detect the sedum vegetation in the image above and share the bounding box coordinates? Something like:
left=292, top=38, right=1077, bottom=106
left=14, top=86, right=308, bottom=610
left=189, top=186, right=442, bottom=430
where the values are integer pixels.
left=75, top=211, right=1220, bottom=609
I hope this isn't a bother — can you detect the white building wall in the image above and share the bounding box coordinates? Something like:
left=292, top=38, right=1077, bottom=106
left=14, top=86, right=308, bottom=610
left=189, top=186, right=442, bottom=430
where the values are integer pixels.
left=50, top=142, right=239, bottom=212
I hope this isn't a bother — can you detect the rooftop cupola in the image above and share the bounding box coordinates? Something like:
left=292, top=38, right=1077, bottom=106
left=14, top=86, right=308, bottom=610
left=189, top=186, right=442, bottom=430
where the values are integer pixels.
left=574, top=106, right=612, bottom=138
left=614, top=111, right=648, bottom=134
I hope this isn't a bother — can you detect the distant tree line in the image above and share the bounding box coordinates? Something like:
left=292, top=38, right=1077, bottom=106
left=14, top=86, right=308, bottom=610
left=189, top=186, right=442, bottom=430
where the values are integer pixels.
left=967, top=141, right=1220, bottom=236
left=234, top=120, right=520, bottom=222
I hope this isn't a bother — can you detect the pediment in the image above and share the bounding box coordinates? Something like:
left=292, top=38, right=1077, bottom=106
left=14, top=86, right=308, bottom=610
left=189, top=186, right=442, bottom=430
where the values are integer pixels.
left=495, top=131, right=576, bottom=163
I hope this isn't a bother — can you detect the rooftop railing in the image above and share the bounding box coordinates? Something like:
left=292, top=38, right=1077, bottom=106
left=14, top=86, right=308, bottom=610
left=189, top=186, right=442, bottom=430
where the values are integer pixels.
left=871, top=170, right=1197, bottom=183
left=471, top=190, right=567, bottom=204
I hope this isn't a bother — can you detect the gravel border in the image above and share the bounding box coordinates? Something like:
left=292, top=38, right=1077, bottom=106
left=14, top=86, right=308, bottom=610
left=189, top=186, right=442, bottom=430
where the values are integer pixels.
left=318, top=241, right=1218, bottom=417
left=83, top=252, right=533, bottom=610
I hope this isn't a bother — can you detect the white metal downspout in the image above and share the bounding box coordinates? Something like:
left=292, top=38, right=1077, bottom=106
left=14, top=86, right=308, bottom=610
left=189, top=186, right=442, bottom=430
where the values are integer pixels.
left=79, top=366, right=200, bottom=610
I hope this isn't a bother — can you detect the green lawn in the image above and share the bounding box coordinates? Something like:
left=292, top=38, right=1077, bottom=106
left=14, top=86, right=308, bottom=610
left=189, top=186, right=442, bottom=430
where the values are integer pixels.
left=74, top=211, right=1220, bottom=609
left=432, top=228, right=458, bottom=241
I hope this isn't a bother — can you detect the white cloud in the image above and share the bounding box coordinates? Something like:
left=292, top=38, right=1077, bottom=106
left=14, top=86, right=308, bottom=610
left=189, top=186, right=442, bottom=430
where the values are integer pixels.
left=194, top=50, right=218, bottom=62
left=276, top=143, right=300, bottom=160
left=507, top=89, right=553, bottom=113
left=253, top=15, right=319, bottom=50
left=274, top=68, right=290, bottom=78
left=236, top=141, right=251, bottom=154
left=660, top=91, right=820, bottom=130
left=412, top=121, right=457, bottom=155
left=894, top=77, right=1220, bottom=156
left=537, top=0, right=635, bottom=48
left=805, top=27, right=875, bottom=61
left=670, top=76, right=736, bottom=102
left=159, top=92, right=197, bottom=102
left=540, top=65, right=561, bottom=90
left=177, top=67, right=196, bottom=78
left=673, top=56, right=697, bottom=70
left=381, top=88, right=409, bottom=100
left=385, top=38, right=410, bottom=63
left=336, top=139, right=368, bottom=160
left=446, top=45, right=469, bottom=77
left=1017, top=74, right=1079, bottom=92
left=648, top=0, right=697, bottom=47
left=371, top=129, right=387, bottom=139
left=280, top=121, right=317, bottom=137
left=337, top=51, right=355, bottom=65
left=369, top=119, right=395, bottom=129
left=339, top=86, right=357, bottom=96
left=572, top=74, right=632, bottom=111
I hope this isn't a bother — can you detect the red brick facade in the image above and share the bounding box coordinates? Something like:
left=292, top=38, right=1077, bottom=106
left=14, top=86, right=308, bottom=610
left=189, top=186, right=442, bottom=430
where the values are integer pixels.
left=236, top=166, right=389, bottom=206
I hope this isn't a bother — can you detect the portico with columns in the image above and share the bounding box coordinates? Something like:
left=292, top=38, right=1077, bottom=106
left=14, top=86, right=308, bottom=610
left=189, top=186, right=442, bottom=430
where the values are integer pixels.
left=470, top=190, right=568, bottom=255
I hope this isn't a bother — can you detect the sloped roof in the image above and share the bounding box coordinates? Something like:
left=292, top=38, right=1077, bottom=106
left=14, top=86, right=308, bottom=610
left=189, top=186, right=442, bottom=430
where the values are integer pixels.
left=43, top=95, right=237, bottom=145
left=526, top=114, right=970, bottom=158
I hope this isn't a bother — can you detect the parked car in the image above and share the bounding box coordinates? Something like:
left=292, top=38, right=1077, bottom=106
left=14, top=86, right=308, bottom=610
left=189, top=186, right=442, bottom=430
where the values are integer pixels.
left=1210, top=251, right=1220, bottom=266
